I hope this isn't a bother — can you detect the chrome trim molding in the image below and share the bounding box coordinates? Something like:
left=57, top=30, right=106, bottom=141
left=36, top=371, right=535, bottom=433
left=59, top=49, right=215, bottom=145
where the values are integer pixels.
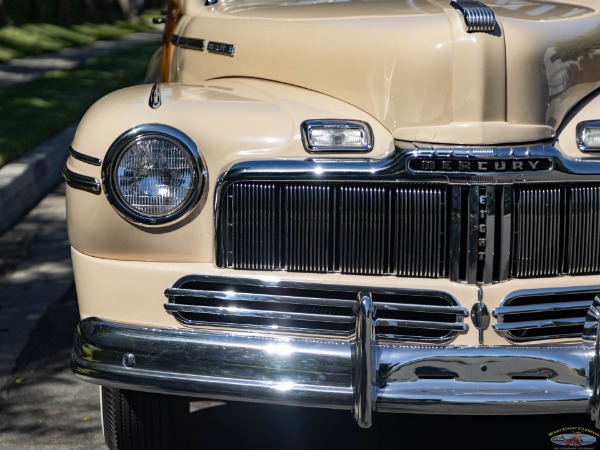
left=471, top=286, right=489, bottom=345
left=584, top=296, right=600, bottom=344
left=301, top=119, right=374, bottom=153
left=171, top=35, right=206, bottom=51
left=148, top=83, right=161, bottom=109
left=216, top=143, right=600, bottom=191
left=164, top=275, right=468, bottom=344
left=72, top=317, right=596, bottom=426
left=493, top=286, right=600, bottom=342
left=69, top=146, right=101, bottom=166
left=62, top=165, right=101, bottom=195
left=577, top=120, right=600, bottom=152
left=450, top=0, right=496, bottom=33
left=353, top=292, right=375, bottom=428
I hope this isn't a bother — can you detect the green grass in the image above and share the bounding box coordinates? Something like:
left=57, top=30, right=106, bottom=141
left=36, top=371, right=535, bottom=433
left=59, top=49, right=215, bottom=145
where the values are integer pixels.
left=0, top=19, right=155, bottom=62
left=0, top=41, right=160, bottom=167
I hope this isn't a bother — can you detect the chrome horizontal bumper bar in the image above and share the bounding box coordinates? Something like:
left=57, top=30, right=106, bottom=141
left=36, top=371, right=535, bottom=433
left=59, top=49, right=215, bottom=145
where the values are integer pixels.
left=72, top=317, right=600, bottom=427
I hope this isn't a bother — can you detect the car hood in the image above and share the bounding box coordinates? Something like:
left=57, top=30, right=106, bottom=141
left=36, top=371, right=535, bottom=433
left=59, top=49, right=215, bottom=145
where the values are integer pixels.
left=176, top=0, right=600, bottom=144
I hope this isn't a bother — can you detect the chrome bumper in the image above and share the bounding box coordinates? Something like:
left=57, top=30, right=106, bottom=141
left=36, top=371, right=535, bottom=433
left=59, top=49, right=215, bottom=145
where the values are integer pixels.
left=72, top=316, right=599, bottom=428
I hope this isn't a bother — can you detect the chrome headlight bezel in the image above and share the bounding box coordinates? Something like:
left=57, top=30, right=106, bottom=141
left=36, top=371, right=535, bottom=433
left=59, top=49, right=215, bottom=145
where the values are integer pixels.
left=102, top=124, right=206, bottom=226
left=576, top=120, right=600, bottom=152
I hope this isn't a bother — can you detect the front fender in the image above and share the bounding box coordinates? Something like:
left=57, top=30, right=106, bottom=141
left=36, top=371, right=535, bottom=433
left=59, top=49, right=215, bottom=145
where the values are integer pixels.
left=66, top=79, right=394, bottom=262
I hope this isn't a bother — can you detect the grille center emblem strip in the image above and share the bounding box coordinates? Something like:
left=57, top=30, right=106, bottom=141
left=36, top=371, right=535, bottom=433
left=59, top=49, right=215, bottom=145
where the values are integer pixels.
left=408, top=157, right=553, bottom=173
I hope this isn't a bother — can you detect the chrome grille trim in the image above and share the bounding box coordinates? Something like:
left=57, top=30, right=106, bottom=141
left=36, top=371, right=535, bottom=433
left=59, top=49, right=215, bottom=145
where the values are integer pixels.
left=215, top=146, right=600, bottom=284
left=165, top=276, right=468, bottom=343
left=493, top=286, right=600, bottom=342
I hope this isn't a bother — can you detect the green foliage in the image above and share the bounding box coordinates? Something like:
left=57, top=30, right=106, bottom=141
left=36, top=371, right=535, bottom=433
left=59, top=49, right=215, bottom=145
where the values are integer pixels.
left=0, top=41, right=159, bottom=167
left=0, top=18, right=154, bottom=62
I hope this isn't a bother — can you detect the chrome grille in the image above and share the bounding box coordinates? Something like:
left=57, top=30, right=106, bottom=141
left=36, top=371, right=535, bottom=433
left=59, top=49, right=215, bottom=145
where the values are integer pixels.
left=219, top=182, right=449, bottom=277
left=165, top=276, right=468, bottom=343
left=217, top=180, right=600, bottom=283
left=567, top=185, right=600, bottom=274
left=493, top=287, right=600, bottom=342
left=512, top=184, right=600, bottom=278
left=512, top=186, right=562, bottom=277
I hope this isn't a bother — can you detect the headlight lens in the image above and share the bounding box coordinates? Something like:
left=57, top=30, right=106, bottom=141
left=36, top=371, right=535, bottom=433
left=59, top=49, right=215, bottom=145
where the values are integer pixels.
left=301, top=120, right=373, bottom=152
left=104, top=125, right=205, bottom=225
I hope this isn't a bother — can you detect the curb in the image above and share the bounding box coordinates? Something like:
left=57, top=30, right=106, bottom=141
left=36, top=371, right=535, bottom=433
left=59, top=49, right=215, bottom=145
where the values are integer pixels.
left=0, top=30, right=161, bottom=238
left=0, top=123, right=77, bottom=236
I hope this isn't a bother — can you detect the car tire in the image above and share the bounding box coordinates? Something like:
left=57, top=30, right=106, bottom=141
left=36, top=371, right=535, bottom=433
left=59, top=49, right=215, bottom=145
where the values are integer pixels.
left=101, top=386, right=189, bottom=450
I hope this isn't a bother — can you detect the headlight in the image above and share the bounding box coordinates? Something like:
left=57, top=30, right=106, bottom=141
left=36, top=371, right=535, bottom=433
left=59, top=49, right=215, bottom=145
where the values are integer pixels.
left=577, top=120, right=600, bottom=152
left=103, top=124, right=206, bottom=225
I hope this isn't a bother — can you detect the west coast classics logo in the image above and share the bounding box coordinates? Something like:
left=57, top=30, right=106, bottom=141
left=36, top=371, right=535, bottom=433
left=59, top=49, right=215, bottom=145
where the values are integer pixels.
left=549, top=427, right=599, bottom=448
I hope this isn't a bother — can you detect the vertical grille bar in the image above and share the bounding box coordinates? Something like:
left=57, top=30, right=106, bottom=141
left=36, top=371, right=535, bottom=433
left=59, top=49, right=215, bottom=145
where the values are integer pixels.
left=449, top=186, right=462, bottom=282
left=482, top=185, right=496, bottom=284
left=496, top=185, right=513, bottom=281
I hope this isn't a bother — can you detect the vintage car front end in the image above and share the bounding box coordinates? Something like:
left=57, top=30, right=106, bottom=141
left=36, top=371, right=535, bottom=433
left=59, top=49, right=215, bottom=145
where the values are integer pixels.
left=64, top=0, right=600, bottom=446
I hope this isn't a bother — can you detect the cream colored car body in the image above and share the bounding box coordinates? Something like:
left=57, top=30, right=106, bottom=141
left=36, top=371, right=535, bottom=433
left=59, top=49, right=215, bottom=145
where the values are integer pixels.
left=67, top=0, right=600, bottom=431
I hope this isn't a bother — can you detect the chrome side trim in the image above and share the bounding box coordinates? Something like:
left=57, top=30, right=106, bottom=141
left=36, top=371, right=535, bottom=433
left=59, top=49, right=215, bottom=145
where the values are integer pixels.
left=62, top=165, right=101, bottom=195
left=149, top=83, right=161, bottom=109
left=69, top=146, right=101, bottom=166
left=72, top=317, right=596, bottom=425
left=450, top=0, right=496, bottom=33
left=171, top=35, right=206, bottom=51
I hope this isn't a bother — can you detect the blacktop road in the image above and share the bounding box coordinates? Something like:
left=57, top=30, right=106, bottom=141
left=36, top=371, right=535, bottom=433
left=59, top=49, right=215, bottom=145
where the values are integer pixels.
left=1, top=29, right=600, bottom=450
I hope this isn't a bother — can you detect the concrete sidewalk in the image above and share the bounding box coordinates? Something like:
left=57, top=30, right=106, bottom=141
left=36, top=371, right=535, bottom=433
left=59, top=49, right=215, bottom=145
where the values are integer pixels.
left=0, top=30, right=161, bottom=237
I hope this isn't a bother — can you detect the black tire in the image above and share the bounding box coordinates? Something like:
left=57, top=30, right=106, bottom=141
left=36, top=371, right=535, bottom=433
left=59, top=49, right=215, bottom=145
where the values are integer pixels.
left=101, top=386, right=189, bottom=450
